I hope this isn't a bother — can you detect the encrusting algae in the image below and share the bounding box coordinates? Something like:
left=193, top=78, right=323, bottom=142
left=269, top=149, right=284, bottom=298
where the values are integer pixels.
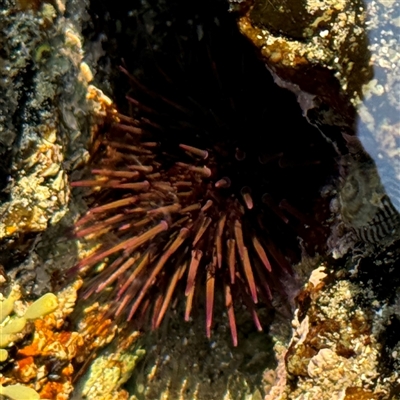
left=0, top=279, right=89, bottom=400
left=0, top=290, right=58, bottom=358
left=0, top=288, right=58, bottom=399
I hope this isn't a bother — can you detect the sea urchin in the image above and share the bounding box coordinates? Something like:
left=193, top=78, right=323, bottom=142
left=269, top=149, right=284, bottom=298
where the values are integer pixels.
left=70, top=3, right=330, bottom=346
left=72, top=117, right=293, bottom=346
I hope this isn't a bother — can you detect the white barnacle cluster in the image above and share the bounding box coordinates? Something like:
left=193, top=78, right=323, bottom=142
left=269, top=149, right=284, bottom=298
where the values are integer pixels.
left=81, top=349, right=145, bottom=400
left=0, top=288, right=59, bottom=400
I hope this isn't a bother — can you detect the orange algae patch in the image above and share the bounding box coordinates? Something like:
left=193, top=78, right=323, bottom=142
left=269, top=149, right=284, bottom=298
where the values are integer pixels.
left=0, top=282, right=84, bottom=400
left=15, top=357, right=37, bottom=383
left=40, top=381, right=70, bottom=400
left=14, top=315, right=84, bottom=399
left=18, top=317, right=84, bottom=358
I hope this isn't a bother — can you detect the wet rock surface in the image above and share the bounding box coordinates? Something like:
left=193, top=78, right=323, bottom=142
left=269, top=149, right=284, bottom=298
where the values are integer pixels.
left=235, top=0, right=372, bottom=129
left=0, top=0, right=93, bottom=256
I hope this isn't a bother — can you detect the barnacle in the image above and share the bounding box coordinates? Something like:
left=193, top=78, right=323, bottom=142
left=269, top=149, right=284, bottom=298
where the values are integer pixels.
left=81, top=346, right=145, bottom=400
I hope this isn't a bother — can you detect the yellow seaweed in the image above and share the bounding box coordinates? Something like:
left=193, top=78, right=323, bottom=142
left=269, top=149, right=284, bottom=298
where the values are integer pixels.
left=24, top=293, right=58, bottom=320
